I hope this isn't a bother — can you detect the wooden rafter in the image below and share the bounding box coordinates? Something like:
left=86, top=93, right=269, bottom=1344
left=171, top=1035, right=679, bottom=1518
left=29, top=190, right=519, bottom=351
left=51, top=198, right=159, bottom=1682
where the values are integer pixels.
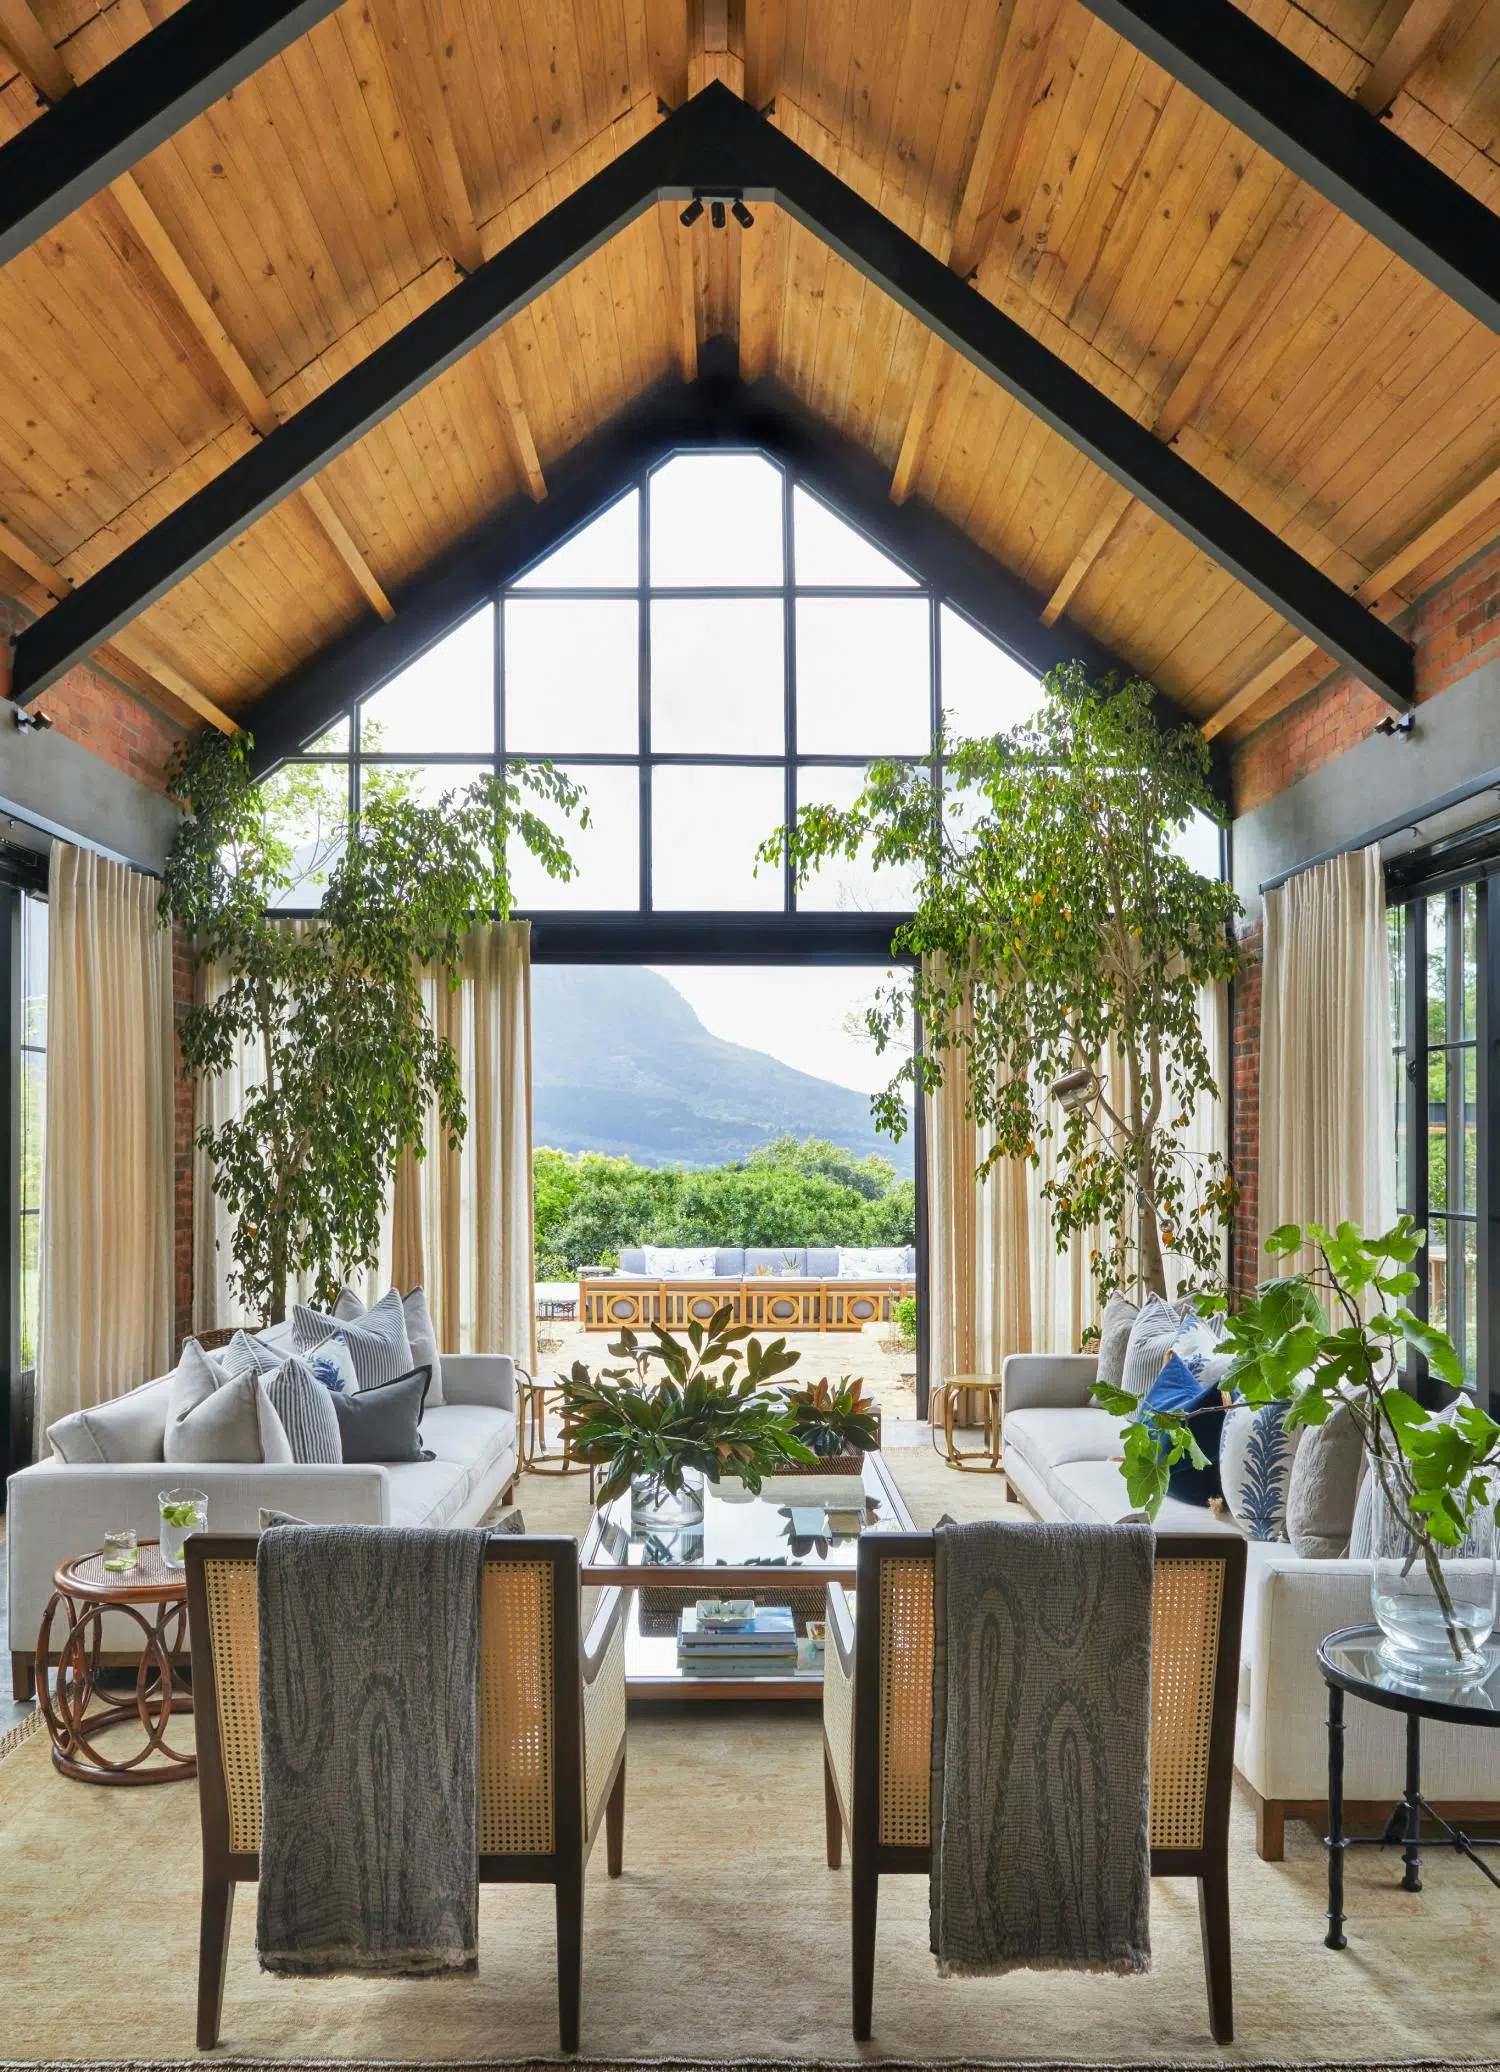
left=367, top=0, right=544, bottom=501
left=1355, top=0, right=1461, bottom=115
left=0, top=0, right=397, bottom=634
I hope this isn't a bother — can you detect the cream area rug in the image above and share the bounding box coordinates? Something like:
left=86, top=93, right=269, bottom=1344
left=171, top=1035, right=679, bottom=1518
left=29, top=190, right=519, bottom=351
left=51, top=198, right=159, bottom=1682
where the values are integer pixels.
left=2, top=1450, right=1499, bottom=2068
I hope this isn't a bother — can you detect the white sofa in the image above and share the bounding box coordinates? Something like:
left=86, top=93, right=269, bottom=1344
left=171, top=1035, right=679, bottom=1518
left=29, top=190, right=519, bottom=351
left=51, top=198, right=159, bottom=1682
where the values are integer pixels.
left=1002, top=1352, right=1500, bottom=1859
left=7, top=1321, right=519, bottom=1701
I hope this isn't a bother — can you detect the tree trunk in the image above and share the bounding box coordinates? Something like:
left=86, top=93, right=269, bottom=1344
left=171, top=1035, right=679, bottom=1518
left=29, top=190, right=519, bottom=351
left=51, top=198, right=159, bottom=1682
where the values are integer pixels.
left=1138, top=1187, right=1168, bottom=1301
left=266, top=1228, right=288, bottom=1328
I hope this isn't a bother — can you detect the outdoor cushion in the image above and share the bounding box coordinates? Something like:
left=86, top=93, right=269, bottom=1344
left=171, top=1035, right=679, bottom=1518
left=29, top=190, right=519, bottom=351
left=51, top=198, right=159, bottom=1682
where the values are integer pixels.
left=1001, top=1405, right=1121, bottom=1481
left=836, top=1245, right=908, bottom=1278
left=806, top=1246, right=840, bottom=1277
left=46, top=1375, right=172, bottom=1464
left=714, top=1248, right=746, bottom=1276
left=745, top=1246, right=807, bottom=1274
left=617, top=1248, right=647, bottom=1274
left=642, top=1246, right=718, bottom=1277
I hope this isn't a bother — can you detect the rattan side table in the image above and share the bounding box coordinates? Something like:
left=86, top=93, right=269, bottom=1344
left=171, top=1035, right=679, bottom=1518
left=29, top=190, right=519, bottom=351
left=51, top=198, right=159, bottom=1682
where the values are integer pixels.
left=931, top=1374, right=1006, bottom=1473
left=35, top=1541, right=196, bottom=1784
left=518, top=1371, right=588, bottom=1474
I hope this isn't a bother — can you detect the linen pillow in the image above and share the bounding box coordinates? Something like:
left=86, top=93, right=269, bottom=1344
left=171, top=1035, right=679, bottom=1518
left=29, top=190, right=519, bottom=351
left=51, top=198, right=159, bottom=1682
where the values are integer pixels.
left=299, top=1333, right=360, bottom=1396
left=1285, top=1402, right=1365, bottom=1558
left=1349, top=1464, right=1376, bottom=1560
left=330, top=1365, right=432, bottom=1464
left=1119, top=1294, right=1196, bottom=1398
left=261, top=1354, right=342, bottom=1466
left=1219, top=1400, right=1302, bottom=1541
left=641, top=1246, right=718, bottom=1278
left=219, top=1329, right=281, bottom=1376
left=47, top=1382, right=171, bottom=1464
left=293, top=1286, right=413, bottom=1389
left=163, top=1340, right=294, bottom=1465
left=836, top=1246, right=908, bottom=1279
left=491, top=1507, right=526, bottom=1534
left=1095, top=1291, right=1139, bottom=1394
left=334, top=1285, right=444, bottom=1406
left=1136, top=1354, right=1228, bottom=1506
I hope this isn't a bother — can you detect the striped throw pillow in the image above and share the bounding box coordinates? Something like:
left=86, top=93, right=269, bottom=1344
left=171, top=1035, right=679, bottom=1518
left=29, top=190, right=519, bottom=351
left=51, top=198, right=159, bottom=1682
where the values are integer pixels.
left=293, top=1286, right=413, bottom=1389
left=262, top=1354, right=342, bottom=1465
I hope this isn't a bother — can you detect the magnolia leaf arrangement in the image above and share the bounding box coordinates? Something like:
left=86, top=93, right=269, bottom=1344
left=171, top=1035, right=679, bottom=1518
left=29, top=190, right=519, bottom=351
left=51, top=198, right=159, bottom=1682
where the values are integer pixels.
left=1094, top=1217, right=1496, bottom=1661
left=782, top=1377, right=881, bottom=1457
left=560, top=1307, right=816, bottom=1505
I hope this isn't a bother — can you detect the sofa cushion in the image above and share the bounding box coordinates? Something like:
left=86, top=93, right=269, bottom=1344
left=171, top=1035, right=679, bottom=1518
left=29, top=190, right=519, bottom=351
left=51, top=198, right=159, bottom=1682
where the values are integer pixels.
left=806, top=1247, right=839, bottom=1278
left=714, top=1248, right=746, bottom=1277
left=261, top=1355, right=342, bottom=1466
left=617, top=1248, right=647, bottom=1274
left=336, top=1285, right=444, bottom=1406
left=330, top=1366, right=432, bottom=1464
left=421, top=1401, right=517, bottom=1484
left=1049, top=1457, right=1243, bottom=1535
left=164, top=1342, right=294, bottom=1465
left=1002, top=1405, right=1121, bottom=1481
left=836, top=1246, right=907, bottom=1279
left=745, top=1247, right=806, bottom=1274
left=1120, top=1293, right=1196, bottom=1398
left=1285, top=1402, right=1364, bottom=1558
left=293, top=1287, right=413, bottom=1388
left=642, top=1245, right=718, bottom=1277
left=1096, top=1291, right=1139, bottom=1394
left=298, top=1335, right=359, bottom=1396
left=1220, top=1401, right=1302, bottom=1541
left=1136, top=1355, right=1228, bottom=1506
left=385, top=1455, right=472, bottom=1528
left=47, top=1375, right=172, bottom=1464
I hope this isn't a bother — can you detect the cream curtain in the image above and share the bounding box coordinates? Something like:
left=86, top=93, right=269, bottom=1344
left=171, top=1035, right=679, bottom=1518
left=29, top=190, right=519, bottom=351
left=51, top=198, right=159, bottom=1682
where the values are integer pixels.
left=391, top=922, right=535, bottom=1367
left=38, top=842, right=174, bottom=1437
left=925, top=972, right=1230, bottom=1398
left=1260, top=844, right=1396, bottom=1274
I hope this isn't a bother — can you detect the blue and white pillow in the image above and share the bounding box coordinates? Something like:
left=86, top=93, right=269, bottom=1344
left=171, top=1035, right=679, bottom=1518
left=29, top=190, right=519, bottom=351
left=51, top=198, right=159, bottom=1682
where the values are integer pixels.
left=293, top=1286, right=412, bottom=1388
left=1166, top=1310, right=1233, bottom=1394
left=1136, top=1353, right=1228, bottom=1506
left=301, top=1334, right=359, bottom=1396
left=1220, top=1400, right=1303, bottom=1541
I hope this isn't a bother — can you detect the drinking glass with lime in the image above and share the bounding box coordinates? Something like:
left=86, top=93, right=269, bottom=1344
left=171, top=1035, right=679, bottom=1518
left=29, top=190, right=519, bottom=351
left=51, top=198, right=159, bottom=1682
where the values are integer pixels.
left=157, top=1488, right=208, bottom=1568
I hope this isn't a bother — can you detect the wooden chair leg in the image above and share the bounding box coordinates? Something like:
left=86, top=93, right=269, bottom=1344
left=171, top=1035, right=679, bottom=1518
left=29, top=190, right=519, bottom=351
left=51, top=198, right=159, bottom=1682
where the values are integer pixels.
left=823, top=1745, right=843, bottom=1869
left=12, top=1651, right=33, bottom=1702
left=606, top=1753, right=626, bottom=1878
left=196, top=1877, right=236, bottom=2049
left=555, top=1859, right=584, bottom=2054
left=851, top=1861, right=878, bottom=2042
left=1197, top=1864, right=1233, bottom=2045
left=1254, top=1792, right=1286, bottom=1862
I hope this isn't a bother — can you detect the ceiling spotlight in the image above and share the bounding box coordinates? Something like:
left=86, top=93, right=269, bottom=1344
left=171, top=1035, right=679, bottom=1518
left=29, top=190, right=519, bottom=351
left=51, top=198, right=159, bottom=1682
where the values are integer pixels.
left=12, top=706, right=51, bottom=734
left=679, top=196, right=704, bottom=228
left=731, top=198, right=754, bottom=230
left=710, top=199, right=726, bottom=230
left=1375, top=712, right=1415, bottom=739
left=1049, top=1068, right=1098, bottom=1115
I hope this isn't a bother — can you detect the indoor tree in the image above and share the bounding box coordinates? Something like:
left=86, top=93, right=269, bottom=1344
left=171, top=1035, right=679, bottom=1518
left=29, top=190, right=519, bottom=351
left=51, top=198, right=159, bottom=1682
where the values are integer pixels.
left=764, top=664, right=1239, bottom=1302
left=161, top=730, right=585, bottom=1321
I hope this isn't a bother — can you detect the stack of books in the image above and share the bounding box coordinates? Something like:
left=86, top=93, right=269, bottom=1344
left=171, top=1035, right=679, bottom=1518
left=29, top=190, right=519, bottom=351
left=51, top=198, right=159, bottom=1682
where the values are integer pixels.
left=677, top=1600, right=799, bottom=1674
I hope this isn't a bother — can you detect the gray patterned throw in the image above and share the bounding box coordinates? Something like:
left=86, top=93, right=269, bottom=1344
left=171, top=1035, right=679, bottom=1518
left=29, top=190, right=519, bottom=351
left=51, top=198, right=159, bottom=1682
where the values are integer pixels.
left=929, top=1519, right=1154, bottom=1978
left=256, top=1523, right=488, bottom=1977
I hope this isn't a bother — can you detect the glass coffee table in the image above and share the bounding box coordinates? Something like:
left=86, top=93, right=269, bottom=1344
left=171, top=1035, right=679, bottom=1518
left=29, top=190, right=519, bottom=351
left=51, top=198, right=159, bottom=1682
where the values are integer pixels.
left=579, top=1452, right=913, bottom=1700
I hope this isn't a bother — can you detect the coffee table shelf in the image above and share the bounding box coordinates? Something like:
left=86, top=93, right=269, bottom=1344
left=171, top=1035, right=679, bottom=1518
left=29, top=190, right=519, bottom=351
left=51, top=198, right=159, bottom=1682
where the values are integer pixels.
left=579, top=1450, right=910, bottom=1700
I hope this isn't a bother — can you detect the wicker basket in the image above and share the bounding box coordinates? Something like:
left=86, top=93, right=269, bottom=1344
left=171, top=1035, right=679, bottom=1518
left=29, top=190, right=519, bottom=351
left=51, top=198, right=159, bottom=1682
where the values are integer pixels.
left=772, top=1445, right=870, bottom=1476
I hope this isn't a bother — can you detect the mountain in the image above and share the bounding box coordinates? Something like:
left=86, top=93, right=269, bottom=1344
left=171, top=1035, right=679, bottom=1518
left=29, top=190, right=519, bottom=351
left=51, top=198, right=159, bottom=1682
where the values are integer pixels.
left=531, top=965, right=912, bottom=1172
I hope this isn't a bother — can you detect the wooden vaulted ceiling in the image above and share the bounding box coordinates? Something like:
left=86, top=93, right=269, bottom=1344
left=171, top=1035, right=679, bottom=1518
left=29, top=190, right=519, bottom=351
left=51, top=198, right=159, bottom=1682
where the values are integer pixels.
left=2, top=0, right=1500, bottom=752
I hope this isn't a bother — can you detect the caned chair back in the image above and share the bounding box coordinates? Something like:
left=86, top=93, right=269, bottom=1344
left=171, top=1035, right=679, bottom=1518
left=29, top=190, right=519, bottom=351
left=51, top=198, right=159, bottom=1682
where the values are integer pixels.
left=827, top=1531, right=1245, bottom=1861
left=186, top=1533, right=597, bottom=1871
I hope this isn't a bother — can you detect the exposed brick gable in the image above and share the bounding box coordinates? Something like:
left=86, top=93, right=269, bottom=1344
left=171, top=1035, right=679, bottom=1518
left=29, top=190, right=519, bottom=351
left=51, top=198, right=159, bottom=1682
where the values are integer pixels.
left=0, top=596, right=184, bottom=798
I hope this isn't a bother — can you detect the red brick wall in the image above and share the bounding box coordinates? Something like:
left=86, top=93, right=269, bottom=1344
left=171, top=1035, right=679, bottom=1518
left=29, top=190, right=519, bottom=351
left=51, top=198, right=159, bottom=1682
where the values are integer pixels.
left=1229, top=922, right=1262, bottom=1297
left=1234, top=531, right=1500, bottom=817
left=0, top=595, right=184, bottom=797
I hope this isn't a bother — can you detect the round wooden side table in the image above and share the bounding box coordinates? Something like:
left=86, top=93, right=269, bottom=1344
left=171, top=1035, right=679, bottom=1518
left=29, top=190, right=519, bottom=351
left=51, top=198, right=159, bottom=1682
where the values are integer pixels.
left=35, top=1541, right=196, bottom=1785
left=518, top=1372, right=588, bottom=1475
left=931, top=1374, right=1006, bottom=1473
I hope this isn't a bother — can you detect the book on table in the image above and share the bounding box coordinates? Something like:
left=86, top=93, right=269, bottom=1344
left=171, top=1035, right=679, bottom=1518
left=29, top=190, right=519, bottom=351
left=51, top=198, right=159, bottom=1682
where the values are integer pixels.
left=677, top=1604, right=798, bottom=1661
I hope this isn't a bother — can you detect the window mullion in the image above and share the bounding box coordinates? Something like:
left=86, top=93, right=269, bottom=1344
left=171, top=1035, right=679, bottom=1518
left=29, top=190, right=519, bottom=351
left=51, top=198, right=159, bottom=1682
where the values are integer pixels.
left=1480, top=874, right=1500, bottom=1413
left=1408, top=894, right=1430, bottom=1396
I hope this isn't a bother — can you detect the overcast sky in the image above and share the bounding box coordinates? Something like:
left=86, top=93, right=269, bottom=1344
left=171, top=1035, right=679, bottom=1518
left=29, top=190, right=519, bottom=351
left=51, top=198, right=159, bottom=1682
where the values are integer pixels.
left=652, top=964, right=913, bottom=1100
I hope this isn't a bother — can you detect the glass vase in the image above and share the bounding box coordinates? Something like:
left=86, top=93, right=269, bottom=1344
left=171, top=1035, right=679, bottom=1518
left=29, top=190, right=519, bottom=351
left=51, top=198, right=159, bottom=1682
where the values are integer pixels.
left=629, top=1467, right=705, bottom=1532
left=1370, top=1476, right=1497, bottom=1681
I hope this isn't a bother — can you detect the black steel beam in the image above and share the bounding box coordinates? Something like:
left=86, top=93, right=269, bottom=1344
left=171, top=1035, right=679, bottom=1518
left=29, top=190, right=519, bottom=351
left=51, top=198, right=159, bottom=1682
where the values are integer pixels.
left=245, top=361, right=1229, bottom=799
left=1082, top=0, right=1500, bottom=341
left=12, top=80, right=1413, bottom=715
left=0, top=0, right=346, bottom=272
left=526, top=911, right=917, bottom=965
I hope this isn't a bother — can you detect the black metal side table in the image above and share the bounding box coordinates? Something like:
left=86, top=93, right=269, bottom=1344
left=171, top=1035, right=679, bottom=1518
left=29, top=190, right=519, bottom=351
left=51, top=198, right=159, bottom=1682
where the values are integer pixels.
left=1318, top=1624, right=1500, bottom=1949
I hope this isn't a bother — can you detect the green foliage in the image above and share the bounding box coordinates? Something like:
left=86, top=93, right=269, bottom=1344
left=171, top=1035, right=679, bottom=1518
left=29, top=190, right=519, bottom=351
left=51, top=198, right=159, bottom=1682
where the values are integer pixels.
left=892, top=1293, right=918, bottom=1339
left=781, top=1376, right=881, bottom=1457
left=1095, top=1216, right=1496, bottom=1662
left=560, top=1308, right=814, bottom=1502
left=531, top=1139, right=916, bottom=1275
left=162, top=730, right=585, bottom=1319
left=747, top=1133, right=898, bottom=1200
left=762, top=665, right=1241, bottom=1301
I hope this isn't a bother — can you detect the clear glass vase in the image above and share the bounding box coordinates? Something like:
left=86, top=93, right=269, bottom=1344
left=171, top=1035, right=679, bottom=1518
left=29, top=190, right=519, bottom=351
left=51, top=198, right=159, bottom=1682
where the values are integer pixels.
left=629, top=1467, right=705, bottom=1532
left=1370, top=1476, right=1497, bottom=1681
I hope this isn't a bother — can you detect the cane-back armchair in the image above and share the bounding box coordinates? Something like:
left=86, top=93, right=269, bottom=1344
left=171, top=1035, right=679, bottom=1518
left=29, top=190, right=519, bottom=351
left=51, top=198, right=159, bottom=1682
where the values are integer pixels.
left=822, top=1531, right=1245, bottom=2044
left=185, top=1532, right=627, bottom=2053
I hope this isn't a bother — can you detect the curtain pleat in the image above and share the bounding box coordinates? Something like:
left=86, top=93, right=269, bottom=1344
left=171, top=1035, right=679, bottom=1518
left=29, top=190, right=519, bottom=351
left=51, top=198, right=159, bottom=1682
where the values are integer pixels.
left=38, top=842, right=174, bottom=1438
left=1260, top=845, right=1396, bottom=1275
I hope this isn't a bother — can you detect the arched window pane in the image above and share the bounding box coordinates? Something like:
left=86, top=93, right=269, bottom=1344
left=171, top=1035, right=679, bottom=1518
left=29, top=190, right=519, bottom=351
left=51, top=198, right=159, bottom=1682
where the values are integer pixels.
left=652, top=765, right=784, bottom=910
left=650, top=453, right=783, bottom=587
left=651, top=598, right=784, bottom=754
left=504, top=598, right=638, bottom=753
left=509, top=762, right=639, bottom=910
left=792, top=486, right=916, bottom=587
left=938, top=605, right=1042, bottom=738
left=359, top=609, right=494, bottom=754
left=794, top=762, right=921, bottom=913
left=796, top=596, right=930, bottom=754
left=514, top=491, right=639, bottom=588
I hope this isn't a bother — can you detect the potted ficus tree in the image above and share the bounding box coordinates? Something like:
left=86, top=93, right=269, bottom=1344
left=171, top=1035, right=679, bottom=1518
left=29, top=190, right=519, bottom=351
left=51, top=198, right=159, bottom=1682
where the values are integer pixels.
left=560, top=1308, right=816, bottom=1526
left=1096, top=1217, right=1500, bottom=1680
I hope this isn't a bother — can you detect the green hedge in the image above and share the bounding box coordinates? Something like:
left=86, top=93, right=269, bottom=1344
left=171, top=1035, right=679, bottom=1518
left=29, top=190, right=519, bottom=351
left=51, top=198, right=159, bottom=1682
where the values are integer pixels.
left=534, top=1134, right=915, bottom=1279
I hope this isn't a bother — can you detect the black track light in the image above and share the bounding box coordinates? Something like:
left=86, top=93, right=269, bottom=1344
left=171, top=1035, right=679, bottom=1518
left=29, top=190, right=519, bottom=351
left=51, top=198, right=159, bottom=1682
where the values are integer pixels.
left=710, top=198, right=726, bottom=230
left=679, top=196, right=704, bottom=228
left=731, top=198, right=754, bottom=230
